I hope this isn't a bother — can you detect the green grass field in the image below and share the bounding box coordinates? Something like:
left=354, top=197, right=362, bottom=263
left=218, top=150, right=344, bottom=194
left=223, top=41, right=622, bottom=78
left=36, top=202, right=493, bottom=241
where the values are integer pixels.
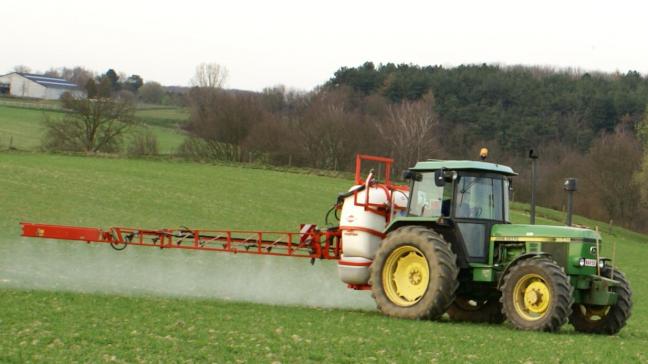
left=0, top=104, right=187, bottom=154
left=1, top=153, right=647, bottom=362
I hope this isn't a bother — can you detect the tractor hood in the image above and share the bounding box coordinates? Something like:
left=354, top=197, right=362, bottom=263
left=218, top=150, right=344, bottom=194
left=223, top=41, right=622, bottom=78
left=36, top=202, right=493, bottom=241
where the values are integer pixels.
left=491, top=224, right=601, bottom=242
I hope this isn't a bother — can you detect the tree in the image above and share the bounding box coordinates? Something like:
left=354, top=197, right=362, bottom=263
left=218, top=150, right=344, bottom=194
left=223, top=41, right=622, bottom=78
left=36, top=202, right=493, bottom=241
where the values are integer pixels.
left=191, top=63, right=228, bottom=88
left=42, top=93, right=136, bottom=153
left=13, top=65, right=31, bottom=73
left=183, top=89, right=265, bottom=161
left=85, top=79, right=98, bottom=99
left=124, top=74, right=144, bottom=93
left=293, top=88, right=373, bottom=170
left=586, top=131, right=643, bottom=227
left=60, top=67, right=95, bottom=86
left=43, top=68, right=61, bottom=78
left=377, top=92, right=441, bottom=171
left=138, top=81, right=165, bottom=104
left=105, top=69, right=120, bottom=91
left=636, top=108, right=648, bottom=209
left=636, top=107, right=648, bottom=146
left=98, top=77, right=113, bottom=98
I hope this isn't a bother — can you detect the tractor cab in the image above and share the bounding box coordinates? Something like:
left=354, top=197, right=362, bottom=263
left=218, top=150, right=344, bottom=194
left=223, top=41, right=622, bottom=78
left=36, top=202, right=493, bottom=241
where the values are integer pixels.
left=397, top=160, right=517, bottom=265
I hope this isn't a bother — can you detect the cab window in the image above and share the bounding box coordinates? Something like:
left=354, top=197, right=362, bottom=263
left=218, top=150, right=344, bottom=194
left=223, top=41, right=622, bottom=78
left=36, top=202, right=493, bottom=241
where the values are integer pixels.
left=408, top=173, right=452, bottom=217
left=455, top=176, right=504, bottom=221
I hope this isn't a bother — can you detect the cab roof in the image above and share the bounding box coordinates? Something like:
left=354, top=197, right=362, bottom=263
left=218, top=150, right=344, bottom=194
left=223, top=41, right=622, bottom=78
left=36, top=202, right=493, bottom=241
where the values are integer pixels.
left=411, top=160, right=517, bottom=175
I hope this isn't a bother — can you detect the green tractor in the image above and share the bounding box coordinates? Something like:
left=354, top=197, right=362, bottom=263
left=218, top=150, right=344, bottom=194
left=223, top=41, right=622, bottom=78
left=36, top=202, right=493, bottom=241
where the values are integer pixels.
left=370, top=158, right=632, bottom=333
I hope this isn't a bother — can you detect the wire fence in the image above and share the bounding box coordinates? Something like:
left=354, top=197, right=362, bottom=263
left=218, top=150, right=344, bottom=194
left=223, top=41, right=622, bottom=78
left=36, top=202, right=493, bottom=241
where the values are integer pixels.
left=0, top=99, right=63, bottom=111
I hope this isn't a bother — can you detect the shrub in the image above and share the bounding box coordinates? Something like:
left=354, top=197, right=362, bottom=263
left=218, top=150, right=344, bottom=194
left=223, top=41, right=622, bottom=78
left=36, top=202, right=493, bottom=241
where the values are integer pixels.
left=127, top=130, right=159, bottom=156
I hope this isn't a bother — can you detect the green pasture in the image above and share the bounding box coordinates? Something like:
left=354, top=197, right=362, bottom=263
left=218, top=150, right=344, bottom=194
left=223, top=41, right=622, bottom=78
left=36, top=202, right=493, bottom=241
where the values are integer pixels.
left=0, top=104, right=187, bottom=154
left=0, top=153, right=646, bottom=363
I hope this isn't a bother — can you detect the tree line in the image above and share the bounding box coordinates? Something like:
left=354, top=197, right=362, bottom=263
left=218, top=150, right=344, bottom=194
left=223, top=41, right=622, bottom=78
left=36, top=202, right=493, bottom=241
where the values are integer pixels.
left=181, top=62, right=648, bottom=232
left=37, top=61, right=648, bottom=232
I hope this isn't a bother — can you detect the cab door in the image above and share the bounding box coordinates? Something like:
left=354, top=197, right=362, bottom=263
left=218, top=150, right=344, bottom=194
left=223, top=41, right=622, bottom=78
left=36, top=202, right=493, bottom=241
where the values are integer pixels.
left=452, top=174, right=507, bottom=263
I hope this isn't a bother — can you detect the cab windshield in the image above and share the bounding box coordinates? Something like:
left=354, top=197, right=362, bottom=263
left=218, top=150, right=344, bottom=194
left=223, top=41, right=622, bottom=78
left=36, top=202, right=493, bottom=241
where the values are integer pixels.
left=407, top=172, right=452, bottom=218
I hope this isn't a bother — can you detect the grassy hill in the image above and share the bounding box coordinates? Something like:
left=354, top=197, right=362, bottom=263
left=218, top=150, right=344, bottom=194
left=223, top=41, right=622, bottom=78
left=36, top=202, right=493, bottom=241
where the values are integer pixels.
left=0, top=152, right=646, bottom=362
left=0, top=104, right=187, bottom=154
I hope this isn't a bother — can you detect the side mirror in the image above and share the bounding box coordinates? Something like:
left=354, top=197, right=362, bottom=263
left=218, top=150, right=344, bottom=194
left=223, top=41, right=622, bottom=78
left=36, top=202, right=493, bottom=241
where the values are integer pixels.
left=443, top=170, right=456, bottom=182
left=402, top=170, right=422, bottom=182
left=434, top=169, right=445, bottom=187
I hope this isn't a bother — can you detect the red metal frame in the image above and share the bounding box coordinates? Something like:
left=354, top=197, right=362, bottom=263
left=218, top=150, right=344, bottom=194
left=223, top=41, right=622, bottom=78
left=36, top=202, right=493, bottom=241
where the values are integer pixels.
left=349, top=154, right=409, bottom=224
left=21, top=222, right=342, bottom=260
left=355, top=154, right=393, bottom=186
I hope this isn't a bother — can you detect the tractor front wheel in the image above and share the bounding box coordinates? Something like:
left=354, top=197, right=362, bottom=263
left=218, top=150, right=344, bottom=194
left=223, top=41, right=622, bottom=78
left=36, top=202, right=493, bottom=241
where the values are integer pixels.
left=570, top=267, right=632, bottom=335
left=500, top=258, right=573, bottom=332
left=370, top=226, right=458, bottom=320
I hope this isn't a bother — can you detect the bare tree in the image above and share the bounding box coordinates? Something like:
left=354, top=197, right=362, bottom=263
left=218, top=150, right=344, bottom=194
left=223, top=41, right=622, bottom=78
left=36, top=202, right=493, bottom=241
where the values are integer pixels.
left=43, top=93, right=136, bottom=153
left=587, top=131, right=643, bottom=227
left=191, top=63, right=228, bottom=88
left=43, top=68, right=61, bottom=78
left=182, top=89, right=265, bottom=161
left=636, top=109, right=648, bottom=210
left=60, top=67, right=95, bottom=87
left=297, top=96, right=349, bottom=170
left=294, top=88, right=376, bottom=171
left=377, top=93, right=441, bottom=171
left=13, top=65, right=31, bottom=73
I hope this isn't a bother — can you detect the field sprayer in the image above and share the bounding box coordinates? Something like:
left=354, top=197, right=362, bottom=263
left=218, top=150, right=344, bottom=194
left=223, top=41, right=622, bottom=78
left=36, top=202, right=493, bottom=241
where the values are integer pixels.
left=20, top=153, right=631, bottom=334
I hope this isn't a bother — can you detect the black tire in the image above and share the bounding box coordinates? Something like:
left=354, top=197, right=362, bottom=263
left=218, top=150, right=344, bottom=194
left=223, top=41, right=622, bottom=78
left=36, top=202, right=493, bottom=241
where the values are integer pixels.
left=447, top=295, right=505, bottom=324
left=500, top=258, right=573, bottom=332
left=370, top=226, right=458, bottom=320
left=570, top=267, right=632, bottom=335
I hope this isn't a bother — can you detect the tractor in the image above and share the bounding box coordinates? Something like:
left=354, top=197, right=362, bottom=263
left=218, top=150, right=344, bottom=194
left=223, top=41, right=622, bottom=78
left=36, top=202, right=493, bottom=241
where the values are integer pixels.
left=367, top=155, right=632, bottom=333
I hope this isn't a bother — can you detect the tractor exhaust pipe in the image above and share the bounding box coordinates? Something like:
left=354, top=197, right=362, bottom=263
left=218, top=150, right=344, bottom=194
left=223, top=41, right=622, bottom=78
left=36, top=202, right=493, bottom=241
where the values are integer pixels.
left=564, top=178, right=577, bottom=226
left=529, top=149, right=539, bottom=224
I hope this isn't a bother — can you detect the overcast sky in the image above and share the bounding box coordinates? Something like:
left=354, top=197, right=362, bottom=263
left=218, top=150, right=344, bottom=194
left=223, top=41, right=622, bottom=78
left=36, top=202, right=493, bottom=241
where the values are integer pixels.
left=2, top=0, right=646, bottom=91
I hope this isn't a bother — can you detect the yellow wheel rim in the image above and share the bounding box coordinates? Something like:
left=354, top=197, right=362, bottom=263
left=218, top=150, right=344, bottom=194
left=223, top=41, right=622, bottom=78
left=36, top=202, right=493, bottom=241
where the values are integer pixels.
left=382, top=245, right=430, bottom=307
left=513, top=273, right=552, bottom=321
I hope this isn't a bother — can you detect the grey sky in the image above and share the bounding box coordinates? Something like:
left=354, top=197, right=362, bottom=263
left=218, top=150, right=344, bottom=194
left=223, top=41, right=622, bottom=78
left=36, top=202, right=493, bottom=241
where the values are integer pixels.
left=2, top=0, right=646, bottom=91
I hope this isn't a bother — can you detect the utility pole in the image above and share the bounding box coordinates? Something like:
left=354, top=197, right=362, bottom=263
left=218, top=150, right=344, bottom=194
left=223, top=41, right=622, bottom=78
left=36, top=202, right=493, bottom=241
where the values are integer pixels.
left=529, top=149, right=539, bottom=224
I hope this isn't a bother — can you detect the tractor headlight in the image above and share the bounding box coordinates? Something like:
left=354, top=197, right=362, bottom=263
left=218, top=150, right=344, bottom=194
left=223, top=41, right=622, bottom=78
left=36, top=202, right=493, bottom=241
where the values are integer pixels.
left=598, top=260, right=606, bottom=269
left=578, top=258, right=586, bottom=267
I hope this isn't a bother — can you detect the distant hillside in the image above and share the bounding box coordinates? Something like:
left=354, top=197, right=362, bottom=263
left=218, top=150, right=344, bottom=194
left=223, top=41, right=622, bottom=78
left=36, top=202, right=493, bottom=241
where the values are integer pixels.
left=327, top=62, right=648, bottom=152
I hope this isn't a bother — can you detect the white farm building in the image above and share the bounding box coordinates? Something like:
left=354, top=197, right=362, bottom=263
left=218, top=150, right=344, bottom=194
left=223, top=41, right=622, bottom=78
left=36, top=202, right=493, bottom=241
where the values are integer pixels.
left=0, top=72, right=85, bottom=100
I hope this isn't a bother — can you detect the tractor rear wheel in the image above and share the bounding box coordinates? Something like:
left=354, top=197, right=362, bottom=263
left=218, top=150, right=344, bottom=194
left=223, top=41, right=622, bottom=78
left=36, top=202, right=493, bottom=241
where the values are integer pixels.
left=500, top=258, right=573, bottom=332
left=370, top=226, right=458, bottom=320
left=447, top=295, right=505, bottom=324
left=569, top=267, right=632, bottom=335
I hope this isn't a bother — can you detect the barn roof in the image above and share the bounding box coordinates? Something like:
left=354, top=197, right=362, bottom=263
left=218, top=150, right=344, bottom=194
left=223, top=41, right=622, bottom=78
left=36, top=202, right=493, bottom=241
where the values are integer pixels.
left=15, top=73, right=81, bottom=90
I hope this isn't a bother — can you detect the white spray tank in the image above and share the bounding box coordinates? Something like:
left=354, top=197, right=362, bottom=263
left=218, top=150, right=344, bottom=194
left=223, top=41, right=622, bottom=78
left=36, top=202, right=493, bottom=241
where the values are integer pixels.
left=339, top=181, right=390, bottom=258
left=336, top=168, right=409, bottom=286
